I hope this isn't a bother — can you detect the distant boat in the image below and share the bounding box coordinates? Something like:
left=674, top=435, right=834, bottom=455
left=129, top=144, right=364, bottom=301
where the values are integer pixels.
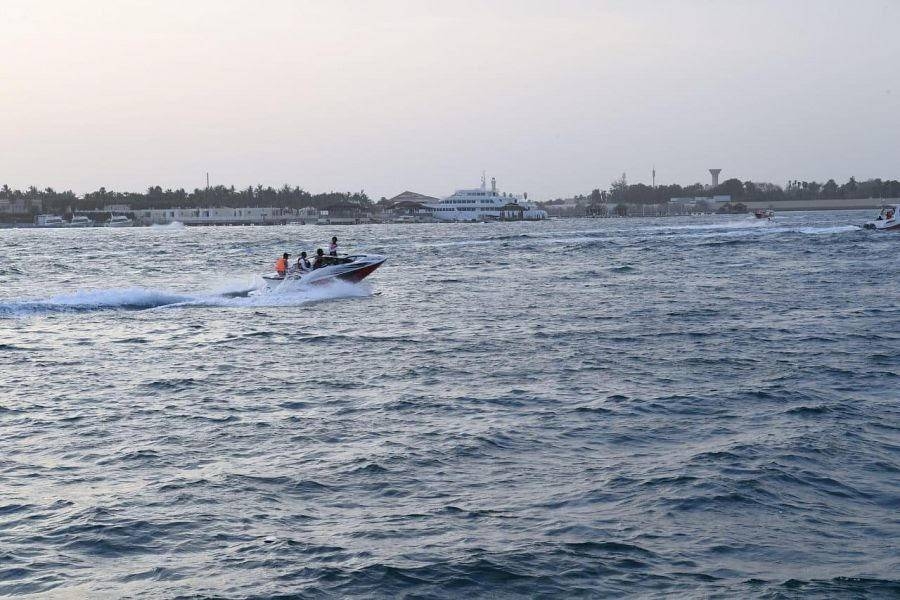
left=427, top=175, right=547, bottom=222
left=863, top=204, right=899, bottom=231
left=753, top=208, right=774, bottom=220
left=34, top=214, right=66, bottom=228
left=106, top=215, right=133, bottom=227
left=68, top=215, right=93, bottom=227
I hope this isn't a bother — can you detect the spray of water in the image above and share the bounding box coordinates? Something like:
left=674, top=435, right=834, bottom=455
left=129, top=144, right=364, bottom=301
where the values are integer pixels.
left=0, top=279, right=373, bottom=317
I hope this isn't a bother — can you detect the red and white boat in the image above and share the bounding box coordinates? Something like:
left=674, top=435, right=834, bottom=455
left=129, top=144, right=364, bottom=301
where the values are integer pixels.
left=863, top=204, right=899, bottom=232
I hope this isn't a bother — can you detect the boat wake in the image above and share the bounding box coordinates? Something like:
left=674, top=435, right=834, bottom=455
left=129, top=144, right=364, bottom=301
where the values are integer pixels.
left=0, top=279, right=373, bottom=317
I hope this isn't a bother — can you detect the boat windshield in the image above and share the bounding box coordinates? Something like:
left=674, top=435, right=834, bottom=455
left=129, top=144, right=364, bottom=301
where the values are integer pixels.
left=315, top=256, right=353, bottom=268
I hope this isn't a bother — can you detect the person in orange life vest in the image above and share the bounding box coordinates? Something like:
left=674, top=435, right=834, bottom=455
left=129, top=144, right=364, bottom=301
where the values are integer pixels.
left=275, top=252, right=290, bottom=277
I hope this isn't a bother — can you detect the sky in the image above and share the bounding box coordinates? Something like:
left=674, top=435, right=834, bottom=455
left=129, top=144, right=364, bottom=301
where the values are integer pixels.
left=1, top=0, right=898, bottom=201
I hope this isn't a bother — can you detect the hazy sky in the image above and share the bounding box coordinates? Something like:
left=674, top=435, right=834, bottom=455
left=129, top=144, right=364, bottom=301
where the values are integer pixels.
left=2, top=0, right=898, bottom=200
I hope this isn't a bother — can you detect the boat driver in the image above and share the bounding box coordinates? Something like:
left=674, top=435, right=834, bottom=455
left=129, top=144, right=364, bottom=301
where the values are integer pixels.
left=275, top=252, right=290, bottom=277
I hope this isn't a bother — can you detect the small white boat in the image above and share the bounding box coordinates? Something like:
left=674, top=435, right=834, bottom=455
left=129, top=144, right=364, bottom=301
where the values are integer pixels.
left=257, top=253, right=386, bottom=294
left=863, top=204, right=899, bottom=232
left=68, top=215, right=93, bottom=227
left=106, top=215, right=133, bottom=227
left=753, top=208, right=774, bottom=220
left=34, top=214, right=67, bottom=228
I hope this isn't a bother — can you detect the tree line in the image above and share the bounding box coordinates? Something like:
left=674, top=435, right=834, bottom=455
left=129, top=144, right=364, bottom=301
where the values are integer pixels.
left=543, top=175, right=900, bottom=208
left=0, top=184, right=372, bottom=215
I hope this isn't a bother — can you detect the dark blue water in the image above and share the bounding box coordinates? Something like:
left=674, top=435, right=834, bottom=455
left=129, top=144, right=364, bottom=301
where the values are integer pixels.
left=1, top=212, right=898, bottom=598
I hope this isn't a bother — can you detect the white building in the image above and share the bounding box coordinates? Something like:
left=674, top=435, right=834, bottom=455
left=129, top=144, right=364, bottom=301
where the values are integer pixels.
left=137, top=207, right=290, bottom=226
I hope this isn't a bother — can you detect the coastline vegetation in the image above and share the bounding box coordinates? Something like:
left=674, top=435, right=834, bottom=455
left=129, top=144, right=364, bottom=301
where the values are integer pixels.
left=547, top=176, right=900, bottom=212
left=2, top=175, right=898, bottom=223
left=0, top=184, right=371, bottom=222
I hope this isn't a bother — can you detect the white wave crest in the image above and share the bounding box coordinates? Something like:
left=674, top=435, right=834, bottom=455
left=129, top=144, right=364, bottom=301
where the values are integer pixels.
left=793, top=225, right=861, bottom=235
left=150, top=221, right=185, bottom=229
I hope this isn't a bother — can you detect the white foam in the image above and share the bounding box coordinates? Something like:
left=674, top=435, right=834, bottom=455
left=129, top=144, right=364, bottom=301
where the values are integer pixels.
left=636, top=219, right=773, bottom=233
left=150, top=221, right=185, bottom=229
left=0, top=287, right=192, bottom=316
left=793, top=225, right=861, bottom=235
left=241, top=278, right=372, bottom=306
left=0, top=279, right=373, bottom=317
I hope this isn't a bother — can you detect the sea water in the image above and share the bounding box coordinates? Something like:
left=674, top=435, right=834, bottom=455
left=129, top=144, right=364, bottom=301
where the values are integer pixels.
left=0, top=212, right=897, bottom=597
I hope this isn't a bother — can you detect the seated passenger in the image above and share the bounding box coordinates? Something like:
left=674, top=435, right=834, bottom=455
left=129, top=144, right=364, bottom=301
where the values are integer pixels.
left=329, top=236, right=338, bottom=256
left=275, top=252, right=290, bottom=277
left=296, top=251, right=312, bottom=272
left=313, top=248, right=326, bottom=269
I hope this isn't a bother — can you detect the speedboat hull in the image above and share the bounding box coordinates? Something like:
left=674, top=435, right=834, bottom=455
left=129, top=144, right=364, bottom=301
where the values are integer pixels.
left=863, top=221, right=900, bottom=231
left=862, top=204, right=899, bottom=231
left=260, top=254, right=386, bottom=292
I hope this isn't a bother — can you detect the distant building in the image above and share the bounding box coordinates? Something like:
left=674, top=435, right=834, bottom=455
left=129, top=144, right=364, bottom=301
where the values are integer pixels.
left=669, top=195, right=731, bottom=205
left=385, top=191, right=439, bottom=222
left=136, top=207, right=290, bottom=226
left=317, top=202, right=373, bottom=225
left=388, top=200, right=436, bottom=222
left=543, top=199, right=586, bottom=217
left=388, top=191, right=440, bottom=205
left=0, top=197, right=42, bottom=214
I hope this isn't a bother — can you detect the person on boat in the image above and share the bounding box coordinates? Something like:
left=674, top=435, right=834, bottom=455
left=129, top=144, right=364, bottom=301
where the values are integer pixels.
left=329, top=236, right=338, bottom=256
left=275, top=252, right=290, bottom=277
left=313, top=248, right=326, bottom=269
left=296, top=251, right=311, bottom=272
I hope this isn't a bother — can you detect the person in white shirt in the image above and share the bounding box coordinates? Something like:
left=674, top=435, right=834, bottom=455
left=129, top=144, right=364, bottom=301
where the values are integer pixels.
left=296, top=251, right=311, bottom=272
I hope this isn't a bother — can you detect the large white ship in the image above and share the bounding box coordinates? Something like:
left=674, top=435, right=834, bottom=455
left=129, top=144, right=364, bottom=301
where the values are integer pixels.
left=427, top=175, right=547, bottom=222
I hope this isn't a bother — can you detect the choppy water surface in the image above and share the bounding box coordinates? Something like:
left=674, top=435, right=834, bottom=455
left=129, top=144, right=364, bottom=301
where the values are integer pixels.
left=1, top=212, right=898, bottom=598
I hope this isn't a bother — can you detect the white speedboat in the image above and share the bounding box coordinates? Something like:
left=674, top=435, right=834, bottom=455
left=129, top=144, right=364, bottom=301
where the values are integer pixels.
left=259, top=253, right=386, bottom=293
left=863, top=204, right=899, bottom=231
left=68, top=215, right=93, bottom=227
left=34, top=214, right=67, bottom=228
left=752, top=208, right=774, bottom=220
left=106, top=215, right=133, bottom=227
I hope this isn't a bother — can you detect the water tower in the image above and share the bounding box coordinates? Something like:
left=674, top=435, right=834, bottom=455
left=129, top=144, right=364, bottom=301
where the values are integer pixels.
left=709, top=169, right=722, bottom=188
